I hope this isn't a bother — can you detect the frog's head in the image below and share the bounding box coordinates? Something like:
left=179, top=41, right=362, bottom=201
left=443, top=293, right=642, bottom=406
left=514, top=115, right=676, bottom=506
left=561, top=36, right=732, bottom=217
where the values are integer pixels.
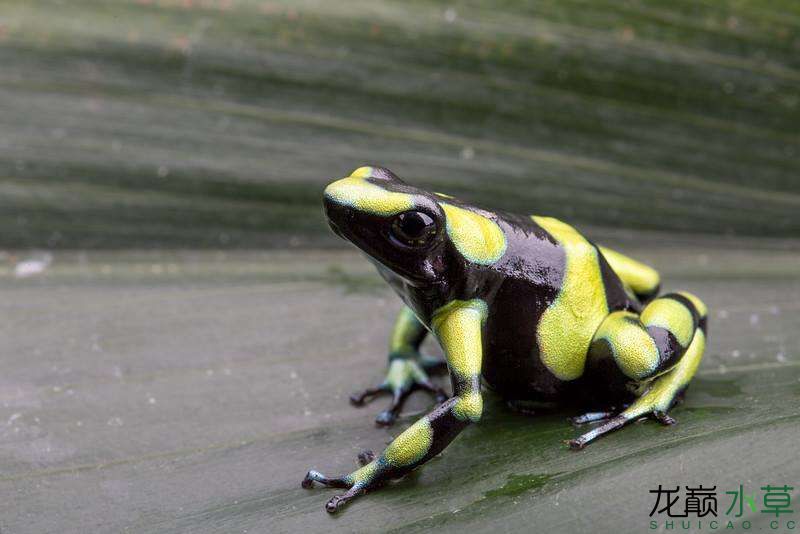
left=323, top=166, right=448, bottom=285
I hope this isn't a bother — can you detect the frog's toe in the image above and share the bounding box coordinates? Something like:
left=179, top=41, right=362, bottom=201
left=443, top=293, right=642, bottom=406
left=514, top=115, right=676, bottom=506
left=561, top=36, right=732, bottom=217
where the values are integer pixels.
left=419, top=355, right=448, bottom=373
left=375, top=380, right=447, bottom=426
left=349, top=385, right=388, bottom=406
left=374, top=389, right=414, bottom=426
left=352, top=359, right=447, bottom=426
left=357, top=449, right=375, bottom=466
left=567, top=414, right=630, bottom=450
left=569, top=411, right=614, bottom=425
left=325, top=489, right=365, bottom=514
left=567, top=409, right=679, bottom=450
left=375, top=406, right=401, bottom=426
left=301, top=470, right=352, bottom=490
left=326, top=495, right=345, bottom=514
left=653, top=410, right=677, bottom=426
left=417, top=377, right=448, bottom=404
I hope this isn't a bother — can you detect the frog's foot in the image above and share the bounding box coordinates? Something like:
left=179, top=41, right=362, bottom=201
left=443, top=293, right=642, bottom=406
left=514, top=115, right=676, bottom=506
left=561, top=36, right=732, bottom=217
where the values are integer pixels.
left=566, top=409, right=678, bottom=450
left=569, top=411, right=615, bottom=425
left=568, top=319, right=706, bottom=450
left=349, top=359, right=447, bottom=426
left=301, top=450, right=376, bottom=496
left=302, top=449, right=394, bottom=513
left=301, top=470, right=352, bottom=490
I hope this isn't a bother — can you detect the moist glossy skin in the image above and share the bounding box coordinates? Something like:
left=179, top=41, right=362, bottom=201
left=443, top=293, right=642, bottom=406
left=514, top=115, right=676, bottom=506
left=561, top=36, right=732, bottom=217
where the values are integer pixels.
left=303, top=166, right=708, bottom=514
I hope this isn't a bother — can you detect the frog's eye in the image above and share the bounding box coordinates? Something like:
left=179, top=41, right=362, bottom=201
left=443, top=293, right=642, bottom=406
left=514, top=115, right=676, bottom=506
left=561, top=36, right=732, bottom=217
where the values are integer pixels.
left=390, top=211, right=437, bottom=247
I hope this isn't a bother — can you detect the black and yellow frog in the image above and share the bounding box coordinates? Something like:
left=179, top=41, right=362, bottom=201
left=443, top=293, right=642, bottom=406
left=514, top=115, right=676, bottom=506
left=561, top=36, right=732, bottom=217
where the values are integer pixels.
left=303, top=166, right=708, bottom=513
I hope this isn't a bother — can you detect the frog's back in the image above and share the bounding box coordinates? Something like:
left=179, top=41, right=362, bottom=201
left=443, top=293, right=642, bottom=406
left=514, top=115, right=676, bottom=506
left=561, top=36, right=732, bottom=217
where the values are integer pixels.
left=478, top=212, right=637, bottom=401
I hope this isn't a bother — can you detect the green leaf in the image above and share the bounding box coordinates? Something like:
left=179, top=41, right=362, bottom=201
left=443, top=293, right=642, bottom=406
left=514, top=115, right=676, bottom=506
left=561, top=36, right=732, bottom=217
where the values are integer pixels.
left=2, top=247, right=798, bottom=532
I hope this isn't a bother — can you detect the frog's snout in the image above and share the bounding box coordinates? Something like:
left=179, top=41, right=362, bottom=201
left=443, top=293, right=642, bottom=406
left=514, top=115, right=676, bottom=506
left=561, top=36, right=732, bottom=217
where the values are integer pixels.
left=323, top=194, right=351, bottom=241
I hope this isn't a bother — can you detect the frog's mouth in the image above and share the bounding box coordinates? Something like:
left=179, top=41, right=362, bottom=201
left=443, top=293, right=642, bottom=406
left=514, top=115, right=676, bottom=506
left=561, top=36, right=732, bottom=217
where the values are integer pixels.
left=323, top=198, right=351, bottom=242
left=327, top=219, right=347, bottom=241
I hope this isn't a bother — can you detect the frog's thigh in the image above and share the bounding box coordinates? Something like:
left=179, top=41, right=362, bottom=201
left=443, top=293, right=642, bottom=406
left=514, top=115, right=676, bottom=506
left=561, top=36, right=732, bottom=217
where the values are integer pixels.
left=589, top=293, right=706, bottom=382
left=589, top=311, right=660, bottom=381
left=625, top=326, right=706, bottom=418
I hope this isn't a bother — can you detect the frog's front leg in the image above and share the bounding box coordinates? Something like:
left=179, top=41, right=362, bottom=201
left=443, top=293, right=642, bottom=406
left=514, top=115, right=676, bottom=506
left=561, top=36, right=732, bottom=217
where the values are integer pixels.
left=303, top=300, right=485, bottom=513
left=570, top=292, right=708, bottom=449
left=350, top=306, right=447, bottom=426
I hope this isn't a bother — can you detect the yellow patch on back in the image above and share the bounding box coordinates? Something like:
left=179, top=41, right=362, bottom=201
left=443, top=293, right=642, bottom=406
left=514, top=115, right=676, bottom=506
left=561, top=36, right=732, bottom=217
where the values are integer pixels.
left=533, top=216, right=609, bottom=380
left=594, top=311, right=659, bottom=380
left=441, top=204, right=506, bottom=265
left=641, top=298, right=694, bottom=347
left=324, top=176, right=413, bottom=216
left=382, top=417, right=433, bottom=467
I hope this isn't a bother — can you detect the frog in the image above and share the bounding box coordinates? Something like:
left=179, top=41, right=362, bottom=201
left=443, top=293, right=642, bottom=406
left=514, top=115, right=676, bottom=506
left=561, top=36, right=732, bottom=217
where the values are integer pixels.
left=303, top=165, right=708, bottom=513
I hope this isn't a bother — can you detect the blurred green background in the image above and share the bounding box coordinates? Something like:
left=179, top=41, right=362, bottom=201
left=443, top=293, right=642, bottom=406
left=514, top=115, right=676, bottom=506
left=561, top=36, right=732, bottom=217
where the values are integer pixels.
left=3, top=0, right=800, bottom=249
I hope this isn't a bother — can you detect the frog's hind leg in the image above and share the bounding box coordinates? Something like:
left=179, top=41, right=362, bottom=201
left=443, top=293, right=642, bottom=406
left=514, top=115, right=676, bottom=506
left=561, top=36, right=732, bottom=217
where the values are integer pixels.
left=570, top=292, right=707, bottom=449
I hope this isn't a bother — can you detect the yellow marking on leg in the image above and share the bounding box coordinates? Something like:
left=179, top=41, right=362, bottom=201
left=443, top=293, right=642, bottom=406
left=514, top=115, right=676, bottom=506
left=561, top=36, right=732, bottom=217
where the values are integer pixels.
left=348, top=459, right=379, bottom=485
left=324, top=177, right=413, bottom=216
left=389, top=306, right=424, bottom=354
left=385, top=358, right=426, bottom=390
left=431, top=299, right=487, bottom=381
left=432, top=300, right=486, bottom=422
left=533, top=216, right=608, bottom=380
left=382, top=417, right=433, bottom=467
left=598, top=246, right=660, bottom=296
left=441, top=204, right=506, bottom=265
left=452, top=392, right=483, bottom=422
left=624, top=329, right=706, bottom=418
left=594, top=312, right=659, bottom=380
left=676, top=291, right=708, bottom=318
left=641, top=298, right=695, bottom=347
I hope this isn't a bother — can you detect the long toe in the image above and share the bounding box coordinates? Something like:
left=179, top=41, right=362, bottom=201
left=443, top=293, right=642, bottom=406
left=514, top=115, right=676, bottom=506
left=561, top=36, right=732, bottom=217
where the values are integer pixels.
left=326, top=496, right=344, bottom=514
left=349, top=386, right=386, bottom=406
left=375, top=409, right=397, bottom=426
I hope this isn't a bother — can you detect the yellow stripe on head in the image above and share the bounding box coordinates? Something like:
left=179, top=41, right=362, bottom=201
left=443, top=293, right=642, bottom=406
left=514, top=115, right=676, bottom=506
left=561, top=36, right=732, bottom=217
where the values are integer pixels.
left=441, top=203, right=506, bottom=265
left=324, top=173, right=414, bottom=216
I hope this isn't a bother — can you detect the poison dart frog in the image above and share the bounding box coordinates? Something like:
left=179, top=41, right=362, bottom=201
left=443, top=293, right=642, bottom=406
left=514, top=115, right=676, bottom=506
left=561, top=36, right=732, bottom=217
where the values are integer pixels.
left=303, top=166, right=708, bottom=513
